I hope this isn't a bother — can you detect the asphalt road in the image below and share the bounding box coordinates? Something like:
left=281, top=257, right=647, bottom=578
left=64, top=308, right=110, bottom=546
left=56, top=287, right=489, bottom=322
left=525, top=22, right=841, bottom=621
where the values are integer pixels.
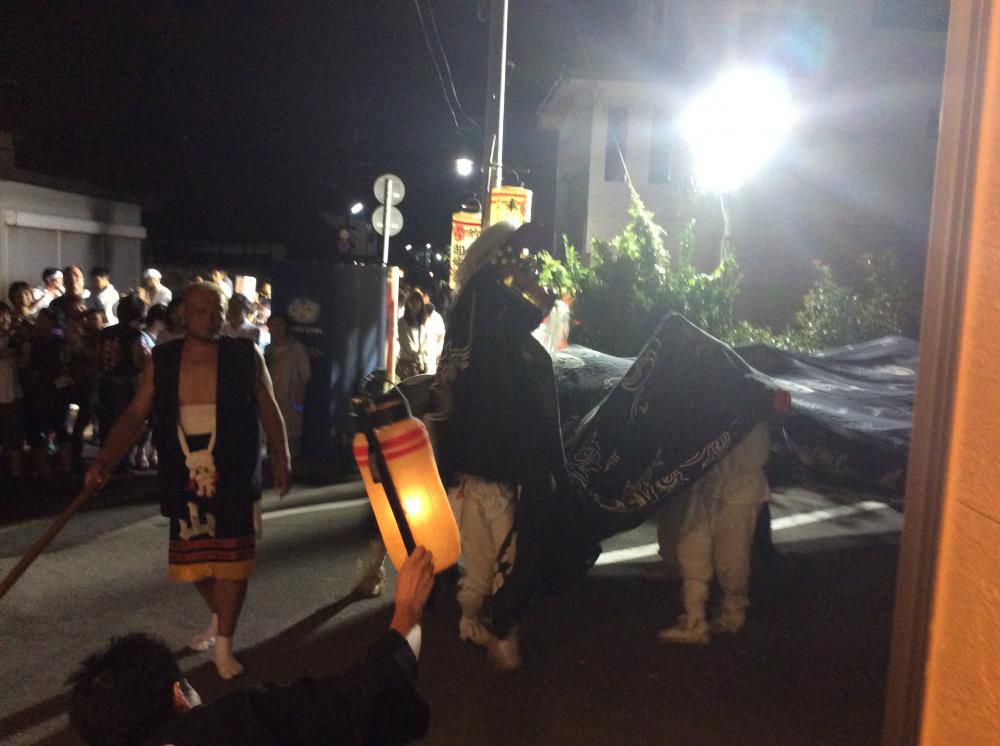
left=0, top=480, right=902, bottom=745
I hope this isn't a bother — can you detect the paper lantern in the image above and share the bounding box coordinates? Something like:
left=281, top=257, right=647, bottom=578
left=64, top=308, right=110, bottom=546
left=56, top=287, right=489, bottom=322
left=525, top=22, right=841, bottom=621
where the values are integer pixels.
left=450, top=210, right=482, bottom=288
left=353, top=384, right=460, bottom=573
left=487, top=186, right=533, bottom=228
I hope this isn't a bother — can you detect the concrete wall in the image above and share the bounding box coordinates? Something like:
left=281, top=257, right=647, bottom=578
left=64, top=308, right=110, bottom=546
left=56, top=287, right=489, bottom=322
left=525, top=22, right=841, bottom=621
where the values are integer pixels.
left=919, top=10, right=1000, bottom=743
left=0, top=180, right=144, bottom=295
left=553, top=105, right=593, bottom=254
left=574, top=81, right=692, bottom=250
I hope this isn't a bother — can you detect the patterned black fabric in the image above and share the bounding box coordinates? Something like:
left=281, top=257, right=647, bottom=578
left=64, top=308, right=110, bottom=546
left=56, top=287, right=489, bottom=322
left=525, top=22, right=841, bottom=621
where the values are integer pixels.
left=425, top=302, right=780, bottom=634
left=427, top=265, right=565, bottom=489
left=486, top=315, right=778, bottom=633
left=736, top=336, right=915, bottom=491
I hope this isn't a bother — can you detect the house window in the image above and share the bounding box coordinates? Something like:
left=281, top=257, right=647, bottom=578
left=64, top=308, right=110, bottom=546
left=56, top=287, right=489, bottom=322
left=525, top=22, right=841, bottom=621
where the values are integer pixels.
left=872, top=0, right=948, bottom=32
left=649, top=110, right=673, bottom=184
left=605, top=106, right=629, bottom=182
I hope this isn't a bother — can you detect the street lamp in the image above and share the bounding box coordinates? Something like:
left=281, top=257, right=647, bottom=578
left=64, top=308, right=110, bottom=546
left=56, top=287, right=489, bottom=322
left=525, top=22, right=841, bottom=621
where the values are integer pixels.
left=455, top=157, right=475, bottom=177
left=350, top=201, right=365, bottom=215
left=680, top=67, right=796, bottom=264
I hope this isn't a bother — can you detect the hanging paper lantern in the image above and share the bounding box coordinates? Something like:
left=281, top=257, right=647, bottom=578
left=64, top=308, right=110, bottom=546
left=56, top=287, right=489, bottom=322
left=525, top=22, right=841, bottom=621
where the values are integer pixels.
left=353, top=386, right=460, bottom=573
left=450, top=210, right=483, bottom=289
left=487, top=186, right=533, bottom=228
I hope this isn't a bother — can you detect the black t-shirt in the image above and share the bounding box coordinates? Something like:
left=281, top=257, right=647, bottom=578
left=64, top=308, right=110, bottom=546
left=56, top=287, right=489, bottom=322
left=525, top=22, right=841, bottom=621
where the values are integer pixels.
left=99, top=324, right=150, bottom=379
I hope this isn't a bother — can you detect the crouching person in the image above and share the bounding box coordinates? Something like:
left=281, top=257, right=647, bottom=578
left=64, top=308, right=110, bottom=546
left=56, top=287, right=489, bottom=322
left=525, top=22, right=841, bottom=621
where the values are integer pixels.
left=68, top=547, right=435, bottom=745
left=658, top=422, right=771, bottom=645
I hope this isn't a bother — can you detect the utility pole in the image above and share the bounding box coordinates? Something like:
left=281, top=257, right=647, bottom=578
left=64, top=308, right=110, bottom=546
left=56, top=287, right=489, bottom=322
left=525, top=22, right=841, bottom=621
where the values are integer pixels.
left=481, top=0, right=509, bottom=227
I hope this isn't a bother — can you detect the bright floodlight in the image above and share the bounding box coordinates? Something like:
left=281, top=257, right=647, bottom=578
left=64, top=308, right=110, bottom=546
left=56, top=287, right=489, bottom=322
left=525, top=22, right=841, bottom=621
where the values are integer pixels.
left=350, top=202, right=364, bottom=215
left=455, top=157, right=474, bottom=177
left=680, top=67, right=796, bottom=193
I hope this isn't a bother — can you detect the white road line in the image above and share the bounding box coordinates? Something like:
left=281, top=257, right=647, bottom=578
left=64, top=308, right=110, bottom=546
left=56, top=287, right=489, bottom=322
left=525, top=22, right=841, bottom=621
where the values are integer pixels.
left=261, top=497, right=369, bottom=521
left=595, top=500, right=894, bottom=566
left=594, top=544, right=661, bottom=565
left=770, top=500, right=891, bottom=531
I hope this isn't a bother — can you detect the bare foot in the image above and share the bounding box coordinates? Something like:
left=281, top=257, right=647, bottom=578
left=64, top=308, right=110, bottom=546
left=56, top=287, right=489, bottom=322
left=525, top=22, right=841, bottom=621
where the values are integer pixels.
left=214, top=636, right=244, bottom=680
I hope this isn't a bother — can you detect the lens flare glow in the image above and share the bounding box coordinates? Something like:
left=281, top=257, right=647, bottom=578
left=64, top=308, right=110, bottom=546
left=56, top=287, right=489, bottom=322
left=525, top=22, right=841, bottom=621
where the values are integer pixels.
left=680, top=67, right=796, bottom=193
left=456, top=157, right=474, bottom=177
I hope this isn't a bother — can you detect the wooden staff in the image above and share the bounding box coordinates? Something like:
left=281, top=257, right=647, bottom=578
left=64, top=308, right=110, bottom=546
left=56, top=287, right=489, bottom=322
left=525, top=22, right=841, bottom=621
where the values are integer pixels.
left=0, top=484, right=97, bottom=602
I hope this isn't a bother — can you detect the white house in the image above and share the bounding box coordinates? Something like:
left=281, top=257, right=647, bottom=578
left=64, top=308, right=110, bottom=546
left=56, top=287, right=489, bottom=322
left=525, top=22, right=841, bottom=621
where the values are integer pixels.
left=539, top=0, right=947, bottom=324
left=0, top=135, right=146, bottom=296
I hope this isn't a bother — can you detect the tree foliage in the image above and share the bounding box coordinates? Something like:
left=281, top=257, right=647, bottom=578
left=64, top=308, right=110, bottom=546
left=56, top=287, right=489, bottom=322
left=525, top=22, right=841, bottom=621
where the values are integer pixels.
left=538, top=189, right=919, bottom=356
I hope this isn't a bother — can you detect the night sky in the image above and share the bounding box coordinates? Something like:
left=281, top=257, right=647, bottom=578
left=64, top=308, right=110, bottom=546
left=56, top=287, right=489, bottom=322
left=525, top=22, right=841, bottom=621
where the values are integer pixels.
left=0, top=1, right=646, bottom=259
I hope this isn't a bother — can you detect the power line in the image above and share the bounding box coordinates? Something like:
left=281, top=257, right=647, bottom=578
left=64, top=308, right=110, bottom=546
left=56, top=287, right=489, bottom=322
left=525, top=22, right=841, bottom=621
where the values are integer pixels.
left=413, top=0, right=461, bottom=130
left=425, top=0, right=481, bottom=131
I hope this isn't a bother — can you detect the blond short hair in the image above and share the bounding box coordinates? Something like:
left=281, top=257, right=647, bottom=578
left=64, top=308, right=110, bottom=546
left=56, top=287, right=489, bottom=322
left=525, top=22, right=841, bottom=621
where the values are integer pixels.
left=183, top=281, right=227, bottom=305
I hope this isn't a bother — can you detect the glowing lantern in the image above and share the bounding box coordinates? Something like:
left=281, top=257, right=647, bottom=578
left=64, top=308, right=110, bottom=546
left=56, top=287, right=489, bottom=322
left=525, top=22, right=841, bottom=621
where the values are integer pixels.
left=487, top=186, right=532, bottom=228
left=450, top=210, right=482, bottom=289
left=352, top=379, right=460, bottom=573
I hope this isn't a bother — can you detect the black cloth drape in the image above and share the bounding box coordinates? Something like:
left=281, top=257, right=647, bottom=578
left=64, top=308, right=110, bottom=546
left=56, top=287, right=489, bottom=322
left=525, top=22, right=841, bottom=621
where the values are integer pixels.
left=427, top=287, right=779, bottom=634
left=489, top=315, right=778, bottom=633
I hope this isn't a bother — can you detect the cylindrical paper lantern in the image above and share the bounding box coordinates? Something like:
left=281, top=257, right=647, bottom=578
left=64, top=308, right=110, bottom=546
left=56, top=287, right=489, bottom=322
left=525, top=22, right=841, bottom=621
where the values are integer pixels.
left=353, top=386, right=460, bottom=573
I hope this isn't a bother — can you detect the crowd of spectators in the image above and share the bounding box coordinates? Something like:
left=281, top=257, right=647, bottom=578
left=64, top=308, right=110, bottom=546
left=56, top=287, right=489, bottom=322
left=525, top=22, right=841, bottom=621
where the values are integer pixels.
left=0, top=265, right=278, bottom=484
left=0, top=263, right=460, bottom=486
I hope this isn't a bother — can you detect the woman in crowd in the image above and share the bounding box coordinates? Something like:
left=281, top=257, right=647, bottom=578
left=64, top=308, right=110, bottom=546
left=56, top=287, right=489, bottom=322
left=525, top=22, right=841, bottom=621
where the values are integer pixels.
left=223, top=292, right=260, bottom=345
left=144, top=303, right=170, bottom=343
left=423, top=288, right=446, bottom=375
left=396, top=289, right=430, bottom=381
left=7, top=282, right=35, bottom=341
left=157, top=297, right=186, bottom=345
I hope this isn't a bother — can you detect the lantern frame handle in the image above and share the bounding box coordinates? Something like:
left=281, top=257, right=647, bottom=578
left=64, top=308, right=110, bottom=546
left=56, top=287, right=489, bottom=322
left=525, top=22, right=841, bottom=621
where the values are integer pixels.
left=353, top=374, right=417, bottom=555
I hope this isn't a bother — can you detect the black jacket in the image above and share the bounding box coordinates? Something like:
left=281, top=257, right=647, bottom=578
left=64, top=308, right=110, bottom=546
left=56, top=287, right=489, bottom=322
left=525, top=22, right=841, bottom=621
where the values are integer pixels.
left=142, top=631, right=428, bottom=745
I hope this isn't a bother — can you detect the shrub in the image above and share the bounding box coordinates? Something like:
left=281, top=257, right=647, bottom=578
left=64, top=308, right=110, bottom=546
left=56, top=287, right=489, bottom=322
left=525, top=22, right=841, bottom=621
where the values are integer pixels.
left=538, top=188, right=743, bottom=357
left=792, top=252, right=917, bottom=349
left=539, top=189, right=919, bottom=355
